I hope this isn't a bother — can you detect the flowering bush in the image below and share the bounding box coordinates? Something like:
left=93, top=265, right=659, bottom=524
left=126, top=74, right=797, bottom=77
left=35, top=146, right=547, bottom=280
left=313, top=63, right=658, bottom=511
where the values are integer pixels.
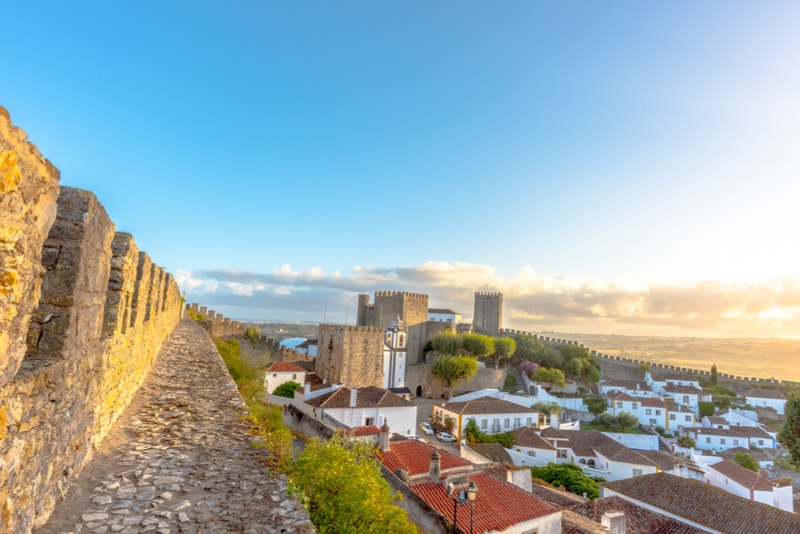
left=519, top=360, right=540, bottom=378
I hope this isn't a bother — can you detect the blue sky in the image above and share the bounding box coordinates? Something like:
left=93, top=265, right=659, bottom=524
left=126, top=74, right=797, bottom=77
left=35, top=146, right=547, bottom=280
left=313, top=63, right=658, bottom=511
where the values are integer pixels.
left=3, top=2, right=800, bottom=337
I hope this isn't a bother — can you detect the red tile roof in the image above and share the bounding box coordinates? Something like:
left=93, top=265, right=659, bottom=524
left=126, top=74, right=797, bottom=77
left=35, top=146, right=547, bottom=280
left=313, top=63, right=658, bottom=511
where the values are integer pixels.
left=510, top=426, right=556, bottom=450
left=709, top=459, right=775, bottom=492
left=264, top=361, right=307, bottom=373
left=435, top=396, right=538, bottom=415
left=377, top=439, right=472, bottom=477
left=350, top=425, right=381, bottom=437
left=603, top=472, right=800, bottom=533
left=305, top=386, right=415, bottom=408
left=410, top=472, right=558, bottom=533
left=741, top=388, right=786, bottom=400
left=569, top=495, right=704, bottom=534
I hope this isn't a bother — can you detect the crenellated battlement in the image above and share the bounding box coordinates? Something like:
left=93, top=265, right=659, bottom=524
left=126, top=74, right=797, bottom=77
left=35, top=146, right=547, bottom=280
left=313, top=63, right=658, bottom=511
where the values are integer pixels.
left=319, top=323, right=383, bottom=333
left=374, top=290, right=428, bottom=300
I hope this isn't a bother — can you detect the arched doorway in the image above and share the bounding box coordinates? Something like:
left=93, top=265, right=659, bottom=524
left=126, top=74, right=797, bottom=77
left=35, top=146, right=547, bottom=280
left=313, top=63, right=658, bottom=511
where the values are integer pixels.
left=415, top=385, right=423, bottom=398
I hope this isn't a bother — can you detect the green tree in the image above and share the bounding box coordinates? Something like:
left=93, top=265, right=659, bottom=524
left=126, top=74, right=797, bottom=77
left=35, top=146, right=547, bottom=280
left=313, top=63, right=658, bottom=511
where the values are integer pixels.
left=273, top=380, right=302, bottom=398
left=290, top=433, right=415, bottom=533
left=583, top=397, right=608, bottom=416
left=429, top=332, right=462, bottom=356
left=530, top=463, right=600, bottom=499
left=636, top=362, right=651, bottom=378
left=710, top=363, right=718, bottom=385
left=462, top=333, right=495, bottom=358
left=537, top=347, right=565, bottom=369
left=531, top=367, right=566, bottom=388
left=733, top=452, right=760, bottom=472
left=616, top=412, right=639, bottom=428
left=778, top=392, right=800, bottom=467
left=585, top=366, right=602, bottom=384
left=493, top=337, right=517, bottom=368
left=432, top=355, right=479, bottom=398
left=245, top=326, right=262, bottom=345
left=676, top=435, right=696, bottom=448
left=513, top=334, right=545, bottom=362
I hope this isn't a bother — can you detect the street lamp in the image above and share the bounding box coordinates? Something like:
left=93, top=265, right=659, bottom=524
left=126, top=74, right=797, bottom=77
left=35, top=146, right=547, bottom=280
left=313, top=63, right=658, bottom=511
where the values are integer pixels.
left=467, top=481, right=478, bottom=534
left=447, top=481, right=479, bottom=534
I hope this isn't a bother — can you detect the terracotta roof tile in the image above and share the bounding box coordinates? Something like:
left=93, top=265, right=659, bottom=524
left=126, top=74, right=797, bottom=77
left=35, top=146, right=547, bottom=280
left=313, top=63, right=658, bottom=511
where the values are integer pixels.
left=686, top=426, right=772, bottom=439
left=602, top=472, right=800, bottom=533
left=435, top=396, right=538, bottom=415
left=559, top=430, right=657, bottom=467
left=664, top=384, right=705, bottom=395
left=741, top=388, right=786, bottom=400
left=561, top=510, right=607, bottom=534
left=709, top=459, right=775, bottom=492
left=305, top=386, right=415, bottom=408
left=569, top=495, right=704, bottom=534
left=467, top=443, right=514, bottom=465
left=377, top=439, right=472, bottom=477
left=264, top=361, right=307, bottom=373
left=409, top=472, right=558, bottom=533
left=510, top=427, right=556, bottom=450
left=350, top=425, right=380, bottom=437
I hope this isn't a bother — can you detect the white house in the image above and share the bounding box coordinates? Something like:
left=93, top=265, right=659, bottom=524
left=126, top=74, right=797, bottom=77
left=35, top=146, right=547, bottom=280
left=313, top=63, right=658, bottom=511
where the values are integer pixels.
left=662, top=383, right=711, bottom=414
left=666, top=401, right=696, bottom=432
left=741, top=388, right=787, bottom=415
left=606, top=392, right=668, bottom=429
left=644, top=370, right=701, bottom=394
left=432, top=396, right=541, bottom=438
left=683, top=425, right=775, bottom=452
left=706, top=459, right=793, bottom=512
left=303, top=385, right=417, bottom=436
left=542, top=429, right=661, bottom=481
left=427, top=308, right=463, bottom=324
left=263, top=361, right=306, bottom=394
left=598, top=379, right=655, bottom=398
left=508, top=426, right=558, bottom=467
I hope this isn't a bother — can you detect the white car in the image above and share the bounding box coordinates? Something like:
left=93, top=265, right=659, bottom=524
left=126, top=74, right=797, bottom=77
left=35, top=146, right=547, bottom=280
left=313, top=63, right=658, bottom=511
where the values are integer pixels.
left=419, top=422, right=434, bottom=435
left=436, top=431, right=456, bottom=442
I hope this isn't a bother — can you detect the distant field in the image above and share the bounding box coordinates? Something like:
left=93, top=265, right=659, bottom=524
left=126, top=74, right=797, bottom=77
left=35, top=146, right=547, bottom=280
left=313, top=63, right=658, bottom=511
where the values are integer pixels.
left=543, top=333, right=800, bottom=383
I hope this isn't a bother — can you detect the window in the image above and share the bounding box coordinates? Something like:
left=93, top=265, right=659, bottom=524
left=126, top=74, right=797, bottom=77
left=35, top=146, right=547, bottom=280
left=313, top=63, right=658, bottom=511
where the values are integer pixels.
left=365, top=417, right=375, bottom=426
left=514, top=417, right=521, bottom=429
left=759, top=440, right=764, bottom=446
left=616, top=402, right=623, bottom=409
left=526, top=417, right=533, bottom=426
left=685, top=415, right=692, bottom=422
left=481, top=419, right=488, bottom=430
left=292, top=374, right=297, bottom=380
left=528, top=450, right=536, bottom=457
left=649, top=419, right=656, bottom=425
left=646, top=409, right=652, bottom=416
left=733, top=439, right=739, bottom=446
left=557, top=450, right=568, bottom=459
left=655, top=410, right=661, bottom=416
left=504, top=418, right=510, bottom=428
left=670, top=414, right=676, bottom=421
left=706, top=437, right=711, bottom=443
left=632, top=468, right=643, bottom=477
left=492, top=419, right=500, bottom=433
left=720, top=438, right=726, bottom=445
left=632, top=403, right=638, bottom=410
left=683, top=395, right=689, bottom=404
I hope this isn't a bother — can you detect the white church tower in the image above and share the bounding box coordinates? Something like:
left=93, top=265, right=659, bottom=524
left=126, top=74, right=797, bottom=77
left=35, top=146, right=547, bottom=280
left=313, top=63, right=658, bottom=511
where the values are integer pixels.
left=383, top=316, right=407, bottom=389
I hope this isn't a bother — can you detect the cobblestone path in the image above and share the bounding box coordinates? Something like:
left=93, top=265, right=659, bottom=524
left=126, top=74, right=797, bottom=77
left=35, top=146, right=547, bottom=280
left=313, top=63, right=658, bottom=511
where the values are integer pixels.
left=37, top=319, right=315, bottom=534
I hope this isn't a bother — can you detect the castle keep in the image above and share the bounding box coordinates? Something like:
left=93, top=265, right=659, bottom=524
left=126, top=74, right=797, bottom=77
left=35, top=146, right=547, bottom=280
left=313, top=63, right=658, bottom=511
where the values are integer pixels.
left=473, top=291, right=503, bottom=336
left=0, top=108, right=182, bottom=533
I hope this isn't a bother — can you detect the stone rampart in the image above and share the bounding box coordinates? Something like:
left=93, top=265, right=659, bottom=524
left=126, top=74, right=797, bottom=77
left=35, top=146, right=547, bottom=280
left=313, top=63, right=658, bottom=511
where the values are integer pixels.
left=0, top=108, right=182, bottom=533
left=186, top=302, right=246, bottom=337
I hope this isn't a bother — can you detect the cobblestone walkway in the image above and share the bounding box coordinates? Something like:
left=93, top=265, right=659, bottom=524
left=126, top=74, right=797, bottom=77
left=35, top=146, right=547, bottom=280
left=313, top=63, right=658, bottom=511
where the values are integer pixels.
left=37, top=319, right=315, bottom=534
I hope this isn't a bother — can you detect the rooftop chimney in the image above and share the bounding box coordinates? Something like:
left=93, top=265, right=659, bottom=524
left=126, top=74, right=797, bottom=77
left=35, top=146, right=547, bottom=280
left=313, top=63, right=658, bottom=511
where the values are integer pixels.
left=349, top=388, right=358, bottom=408
left=379, top=420, right=391, bottom=451
left=601, top=511, right=625, bottom=534
left=429, top=450, right=441, bottom=480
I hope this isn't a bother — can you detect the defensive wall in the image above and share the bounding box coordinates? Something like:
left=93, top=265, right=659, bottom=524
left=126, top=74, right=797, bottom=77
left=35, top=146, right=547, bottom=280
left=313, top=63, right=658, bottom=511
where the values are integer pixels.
left=0, top=107, right=182, bottom=533
left=185, top=302, right=245, bottom=337
left=499, top=328, right=796, bottom=388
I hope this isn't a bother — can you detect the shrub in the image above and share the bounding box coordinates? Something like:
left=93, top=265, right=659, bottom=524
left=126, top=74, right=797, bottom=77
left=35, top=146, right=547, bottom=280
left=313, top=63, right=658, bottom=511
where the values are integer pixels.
left=677, top=435, right=696, bottom=448
left=530, top=463, right=599, bottom=499
left=273, top=380, right=303, bottom=398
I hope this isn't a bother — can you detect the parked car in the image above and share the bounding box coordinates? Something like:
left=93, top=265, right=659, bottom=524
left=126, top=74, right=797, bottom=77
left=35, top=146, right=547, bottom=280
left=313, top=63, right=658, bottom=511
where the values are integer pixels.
left=436, top=431, right=456, bottom=442
left=419, top=422, right=434, bottom=435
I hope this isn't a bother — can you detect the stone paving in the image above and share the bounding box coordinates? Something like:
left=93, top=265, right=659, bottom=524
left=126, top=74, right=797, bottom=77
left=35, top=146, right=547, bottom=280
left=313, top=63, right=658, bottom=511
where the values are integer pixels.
left=37, top=318, right=315, bottom=534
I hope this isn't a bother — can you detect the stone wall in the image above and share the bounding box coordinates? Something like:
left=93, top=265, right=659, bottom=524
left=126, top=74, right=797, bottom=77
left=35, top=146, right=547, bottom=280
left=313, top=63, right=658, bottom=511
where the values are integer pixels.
left=315, top=324, right=384, bottom=387
left=357, top=291, right=429, bottom=329
left=185, top=302, right=246, bottom=337
left=0, top=108, right=182, bottom=534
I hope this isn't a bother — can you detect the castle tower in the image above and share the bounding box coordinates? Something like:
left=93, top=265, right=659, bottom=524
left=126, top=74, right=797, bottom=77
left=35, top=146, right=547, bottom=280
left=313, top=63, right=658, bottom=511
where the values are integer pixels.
left=473, top=292, right=503, bottom=336
left=356, top=291, right=429, bottom=328
left=383, top=316, right=407, bottom=389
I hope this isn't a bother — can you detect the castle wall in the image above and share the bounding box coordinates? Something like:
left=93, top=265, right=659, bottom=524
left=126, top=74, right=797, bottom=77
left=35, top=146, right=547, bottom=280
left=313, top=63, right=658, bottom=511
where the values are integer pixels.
left=315, top=324, right=384, bottom=387
left=0, top=109, right=182, bottom=533
left=0, top=107, right=60, bottom=388
left=473, top=291, right=503, bottom=336
left=356, top=291, right=429, bottom=328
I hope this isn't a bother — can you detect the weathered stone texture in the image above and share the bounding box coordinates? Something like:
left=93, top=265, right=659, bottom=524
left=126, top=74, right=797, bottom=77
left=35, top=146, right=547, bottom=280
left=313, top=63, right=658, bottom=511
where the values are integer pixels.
left=0, top=110, right=182, bottom=534
left=0, top=107, right=60, bottom=387
left=316, top=324, right=384, bottom=387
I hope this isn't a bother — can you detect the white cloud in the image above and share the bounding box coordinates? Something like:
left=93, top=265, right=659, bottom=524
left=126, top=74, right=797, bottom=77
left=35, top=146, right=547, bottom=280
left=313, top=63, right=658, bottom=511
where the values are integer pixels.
left=181, top=263, right=800, bottom=338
